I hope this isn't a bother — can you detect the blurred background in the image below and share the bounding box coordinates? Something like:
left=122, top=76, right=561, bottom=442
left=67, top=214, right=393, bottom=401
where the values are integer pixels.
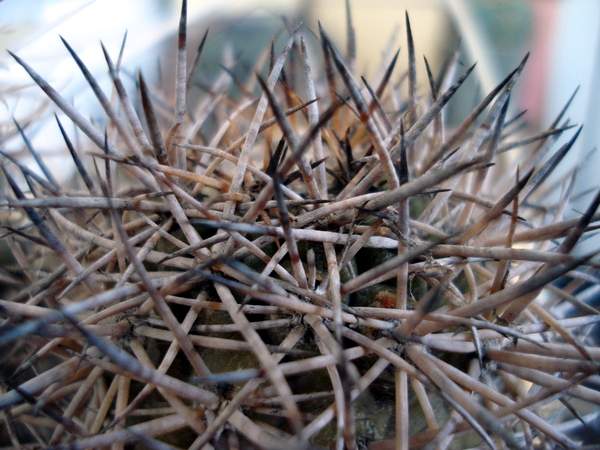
left=1, top=0, right=599, bottom=216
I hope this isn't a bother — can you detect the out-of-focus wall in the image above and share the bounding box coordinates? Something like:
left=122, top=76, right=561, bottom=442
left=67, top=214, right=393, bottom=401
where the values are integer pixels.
left=311, top=0, right=449, bottom=80
left=543, top=0, right=600, bottom=251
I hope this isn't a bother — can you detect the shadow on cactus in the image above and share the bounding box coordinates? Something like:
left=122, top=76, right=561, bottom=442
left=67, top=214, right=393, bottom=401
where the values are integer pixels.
left=1, top=1, right=599, bottom=449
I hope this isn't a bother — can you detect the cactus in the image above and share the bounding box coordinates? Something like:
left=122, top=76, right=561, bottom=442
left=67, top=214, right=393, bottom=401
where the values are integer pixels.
left=1, top=1, right=599, bottom=449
